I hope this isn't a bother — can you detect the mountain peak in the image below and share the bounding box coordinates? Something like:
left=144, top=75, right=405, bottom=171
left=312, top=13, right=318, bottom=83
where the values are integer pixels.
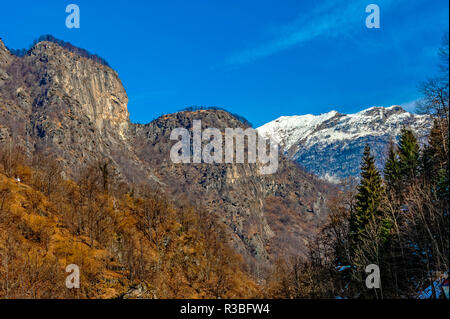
left=0, top=38, right=12, bottom=86
left=385, top=105, right=406, bottom=111
left=0, top=38, right=6, bottom=50
left=258, top=109, right=340, bottom=147
left=6, top=35, right=111, bottom=69
left=28, top=39, right=113, bottom=71
left=257, top=105, right=433, bottom=181
left=0, top=38, right=11, bottom=59
left=159, top=106, right=254, bottom=128
left=355, top=105, right=408, bottom=117
left=0, top=35, right=130, bottom=145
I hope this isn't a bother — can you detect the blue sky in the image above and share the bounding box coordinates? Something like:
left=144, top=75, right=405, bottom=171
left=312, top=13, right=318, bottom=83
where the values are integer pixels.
left=0, top=0, right=448, bottom=126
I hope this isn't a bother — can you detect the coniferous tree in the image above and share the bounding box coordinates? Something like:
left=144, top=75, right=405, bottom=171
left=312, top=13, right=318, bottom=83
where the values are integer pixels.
left=397, top=128, right=420, bottom=183
left=421, top=119, right=449, bottom=200
left=384, top=140, right=401, bottom=193
left=349, top=145, right=385, bottom=250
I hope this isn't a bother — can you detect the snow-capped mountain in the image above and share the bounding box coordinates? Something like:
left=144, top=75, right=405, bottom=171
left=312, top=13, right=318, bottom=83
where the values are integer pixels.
left=257, top=106, right=433, bottom=182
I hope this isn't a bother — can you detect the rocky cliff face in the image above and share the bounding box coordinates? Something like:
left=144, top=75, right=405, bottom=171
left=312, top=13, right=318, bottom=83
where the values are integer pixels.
left=0, top=39, right=155, bottom=182
left=0, top=37, right=25, bottom=143
left=257, top=106, right=433, bottom=182
left=0, top=38, right=331, bottom=270
left=131, top=110, right=331, bottom=268
left=0, top=39, right=13, bottom=86
left=27, top=41, right=129, bottom=138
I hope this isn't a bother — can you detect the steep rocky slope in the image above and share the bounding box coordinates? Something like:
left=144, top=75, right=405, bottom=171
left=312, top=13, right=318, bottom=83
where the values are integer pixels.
left=0, top=39, right=155, bottom=181
left=0, top=37, right=331, bottom=270
left=130, top=110, right=331, bottom=269
left=257, top=106, right=432, bottom=182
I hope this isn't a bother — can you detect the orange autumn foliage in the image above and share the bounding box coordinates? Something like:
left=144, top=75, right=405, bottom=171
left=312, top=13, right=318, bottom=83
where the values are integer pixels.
left=0, top=155, right=259, bottom=299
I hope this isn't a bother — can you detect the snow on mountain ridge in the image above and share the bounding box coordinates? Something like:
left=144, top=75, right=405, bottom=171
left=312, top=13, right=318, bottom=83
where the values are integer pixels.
left=257, top=105, right=429, bottom=151
left=257, top=105, right=432, bottom=182
left=257, top=110, right=339, bottom=150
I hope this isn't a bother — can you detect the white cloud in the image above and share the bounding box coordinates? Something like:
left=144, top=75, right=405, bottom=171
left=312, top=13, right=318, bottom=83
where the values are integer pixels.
left=401, top=99, right=420, bottom=113
left=226, top=0, right=400, bottom=66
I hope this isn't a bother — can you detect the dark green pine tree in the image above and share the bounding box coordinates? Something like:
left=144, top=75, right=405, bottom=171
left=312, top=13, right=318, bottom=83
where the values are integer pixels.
left=420, top=119, right=449, bottom=200
left=384, top=140, right=401, bottom=193
left=397, top=128, right=420, bottom=182
left=350, top=145, right=386, bottom=251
